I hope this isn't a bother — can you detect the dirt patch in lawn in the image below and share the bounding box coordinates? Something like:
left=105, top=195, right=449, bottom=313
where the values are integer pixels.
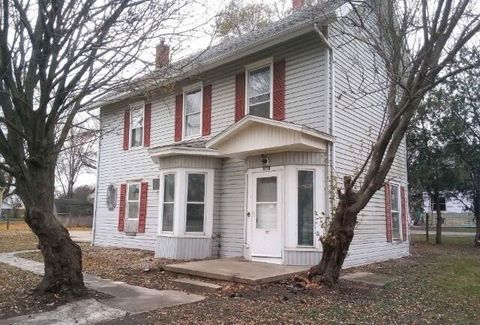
left=11, top=235, right=480, bottom=324
left=0, top=262, right=110, bottom=320
left=0, top=229, right=38, bottom=253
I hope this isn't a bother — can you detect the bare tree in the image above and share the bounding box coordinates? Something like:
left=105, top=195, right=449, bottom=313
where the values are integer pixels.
left=307, top=0, right=480, bottom=285
left=56, top=128, right=96, bottom=199
left=0, top=0, right=210, bottom=295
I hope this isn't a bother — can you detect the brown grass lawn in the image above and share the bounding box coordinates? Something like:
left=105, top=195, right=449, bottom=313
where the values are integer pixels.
left=97, top=235, right=480, bottom=325
left=2, top=228, right=480, bottom=324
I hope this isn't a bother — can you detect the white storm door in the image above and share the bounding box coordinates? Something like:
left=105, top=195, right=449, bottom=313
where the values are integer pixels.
left=249, top=171, right=282, bottom=258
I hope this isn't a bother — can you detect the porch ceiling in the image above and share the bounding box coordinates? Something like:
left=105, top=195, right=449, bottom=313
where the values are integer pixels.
left=206, top=115, right=334, bottom=158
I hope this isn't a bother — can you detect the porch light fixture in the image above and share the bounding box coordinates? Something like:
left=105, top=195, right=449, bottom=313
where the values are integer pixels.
left=261, top=155, right=270, bottom=171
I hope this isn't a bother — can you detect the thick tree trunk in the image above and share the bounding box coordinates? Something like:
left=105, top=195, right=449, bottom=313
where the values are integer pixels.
left=20, top=163, right=86, bottom=296
left=475, top=214, right=480, bottom=247
left=425, top=212, right=429, bottom=242
left=474, top=170, right=480, bottom=247
left=474, top=192, right=480, bottom=247
left=307, top=177, right=357, bottom=286
left=434, top=192, right=442, bottom=245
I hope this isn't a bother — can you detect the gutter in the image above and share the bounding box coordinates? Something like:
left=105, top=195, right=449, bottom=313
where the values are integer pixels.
left=314, top=22, right=336, bottom=223
left=91, top=117, right=102, bottom=246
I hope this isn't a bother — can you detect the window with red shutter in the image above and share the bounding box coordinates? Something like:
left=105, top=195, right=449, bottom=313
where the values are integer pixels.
left=123, top=111, right=130, bottom=150
left=202, top=85, right=212, bottom=136
left=118, top=184, right=127, bottom=231
left=174, top=94, right=183, bottom=141
left=138, top=182, right=148, bottom=233
left=143, top=103, right=151, bottom=147
left=273, top=59, right=285, bottom=121
left=235, top=72, right=245, bottom=122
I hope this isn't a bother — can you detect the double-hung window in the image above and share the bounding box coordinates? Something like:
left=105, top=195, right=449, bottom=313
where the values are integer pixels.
left=130, top=103, right=144, bottom=148
left=185, top=173, right=206, bottom=233
left=127, top=183, right=140, bottom=220
left=298, top=170, right=314, bottom=246
left=390, top=184, right=401, bottom=240
left=162, top=173, right=175, bottom=232
left=184, top=89, right=202, bottom=138
left=247, top=65, right=271, bottom=118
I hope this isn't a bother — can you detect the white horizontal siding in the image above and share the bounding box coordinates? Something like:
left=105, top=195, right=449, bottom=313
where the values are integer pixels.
left=217, top=158, right=247, bottom=257
left=327, top=18, right=409, bottom=265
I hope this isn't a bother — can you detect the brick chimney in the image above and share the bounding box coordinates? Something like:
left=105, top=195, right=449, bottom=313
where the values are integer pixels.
left=292, top=0, right=304, bottom=10
left=155, top=40, right=170, bottom=69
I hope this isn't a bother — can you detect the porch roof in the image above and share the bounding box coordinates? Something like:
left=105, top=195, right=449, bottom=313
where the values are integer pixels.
left=148, top=139, right=218, bottom=162
left=205, top=115, right=334, bottom=158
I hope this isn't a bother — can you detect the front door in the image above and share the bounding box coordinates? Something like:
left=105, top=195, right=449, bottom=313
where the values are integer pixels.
left=248, top=170, right=282, bottom=259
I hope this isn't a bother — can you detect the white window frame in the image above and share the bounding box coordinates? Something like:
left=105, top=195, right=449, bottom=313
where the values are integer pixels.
left=129, top=101, right=144, bottom=149
left=184, top=172, right=207, bottom=234
left=182, top=83, right=203, bottom=140
left=390, top=182, right=402, bottom=241
left=126, top=182, right=141, bottom=220
left=283, top=165, right=324, bottom=250
left=296, top=169, right=316, bottom=248
left=245, top=58, right=273, bottom=118
left=157, top=168, right=214, bottom=238
left=159, top=172, right=176, bottom=233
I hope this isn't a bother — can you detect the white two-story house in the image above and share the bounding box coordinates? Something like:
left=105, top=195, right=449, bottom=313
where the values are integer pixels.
left=91, top=0, right=410, bottom=267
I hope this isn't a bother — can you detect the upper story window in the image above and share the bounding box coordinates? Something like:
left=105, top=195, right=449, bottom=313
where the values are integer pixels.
left=127, top=183, right=140, bottom=220
left=184, top=88, right=202, bottom=138
left=130, top=103, right=144, bottom=148
left=247, top=64, right=271, bottom=118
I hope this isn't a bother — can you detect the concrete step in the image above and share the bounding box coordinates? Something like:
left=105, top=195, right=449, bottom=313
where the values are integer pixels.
left=173, top=278, right=222, bottom=293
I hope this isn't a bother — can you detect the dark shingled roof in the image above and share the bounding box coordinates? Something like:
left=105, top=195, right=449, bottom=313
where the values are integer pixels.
left=179, top=0, right=343, bottom=67
left=151, top=138, right=209, bottom=150
left=94, top=1, right=344, bottom=107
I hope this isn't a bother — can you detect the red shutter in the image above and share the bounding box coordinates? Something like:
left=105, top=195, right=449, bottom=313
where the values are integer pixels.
left=202, top=85, right=212, bottom=136
left=144, top=103, right=151, bottom=147
left=235, top=72, right=245, bottom=122
left=174, top=94, right=183, bottom=141
left=118, top=184, right=127, bottom=232
left=401, top=186, right=407, bottom=241
left=273, top=59, right=286, bottom=121
left=385, top=183, right=392, bottom=242
left=138, top=182, right=148, bottom=233
left=123, top=110, right=130, bottom=150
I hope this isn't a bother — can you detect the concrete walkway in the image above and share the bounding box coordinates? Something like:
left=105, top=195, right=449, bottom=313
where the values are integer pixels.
left=410, top=230, right=474, bottom=237
left=0, top=251, right=204, bottom=324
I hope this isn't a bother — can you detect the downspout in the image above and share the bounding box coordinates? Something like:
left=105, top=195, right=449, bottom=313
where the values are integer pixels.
left=314, top=23, right=336, bottom=224
left=91, top=114, right=102, bottom=246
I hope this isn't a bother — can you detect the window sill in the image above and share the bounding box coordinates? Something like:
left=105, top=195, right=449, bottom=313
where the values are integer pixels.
left=127, top=146, right=144, bottom=151
left=182, top=135, right=202, bottom=142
